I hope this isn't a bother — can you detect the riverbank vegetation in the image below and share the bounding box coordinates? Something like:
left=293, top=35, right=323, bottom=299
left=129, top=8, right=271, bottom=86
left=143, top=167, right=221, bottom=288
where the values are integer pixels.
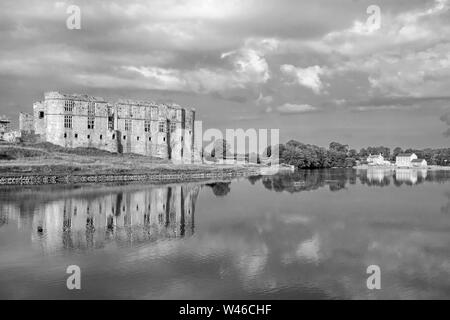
left=268, top=140, right=450, bottom=169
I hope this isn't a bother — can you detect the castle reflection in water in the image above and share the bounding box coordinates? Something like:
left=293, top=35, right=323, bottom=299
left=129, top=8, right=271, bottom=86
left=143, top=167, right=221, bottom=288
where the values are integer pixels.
left=0, top=184, right=200, bottom=250
left=1, top=168, right=449, bottom=251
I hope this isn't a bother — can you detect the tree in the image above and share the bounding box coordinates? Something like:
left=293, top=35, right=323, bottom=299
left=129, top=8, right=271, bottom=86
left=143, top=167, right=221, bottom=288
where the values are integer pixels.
left=392, top=147, right=403, bottom=160
left=211, top=139, right=231, bottom=159
left=329, top=142, right=349, bottom=154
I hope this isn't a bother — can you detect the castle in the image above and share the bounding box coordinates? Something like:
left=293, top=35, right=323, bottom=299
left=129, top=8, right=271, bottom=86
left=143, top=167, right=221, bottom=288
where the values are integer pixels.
left=21, top=92, right=201, bottom=163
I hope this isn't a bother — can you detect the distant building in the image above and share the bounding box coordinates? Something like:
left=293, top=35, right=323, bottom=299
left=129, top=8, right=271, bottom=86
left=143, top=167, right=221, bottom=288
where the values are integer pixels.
left=411, top=159, right=427, bottom=167
left=0, top=116, right=10, bottom=141
left=395, top=153, right=418, bottom=167
left=367, top=154, right=385, bottom=166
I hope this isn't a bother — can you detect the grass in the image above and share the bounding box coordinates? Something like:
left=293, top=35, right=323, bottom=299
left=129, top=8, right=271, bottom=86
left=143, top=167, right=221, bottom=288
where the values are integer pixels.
left=0, top=142, right=252, bottom=176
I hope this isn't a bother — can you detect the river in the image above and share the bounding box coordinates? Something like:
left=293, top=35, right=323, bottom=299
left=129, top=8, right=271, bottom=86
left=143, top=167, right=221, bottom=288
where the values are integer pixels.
left=1, top=168, right=450, bottom=299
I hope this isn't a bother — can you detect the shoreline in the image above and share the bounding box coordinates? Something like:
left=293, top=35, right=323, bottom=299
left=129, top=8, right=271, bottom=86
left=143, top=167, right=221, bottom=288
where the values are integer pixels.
left=0, top=142, right=263, bottom=185
left=0, top=167, right=261, bottom=186
left=354, top=165, right=450, bottom=170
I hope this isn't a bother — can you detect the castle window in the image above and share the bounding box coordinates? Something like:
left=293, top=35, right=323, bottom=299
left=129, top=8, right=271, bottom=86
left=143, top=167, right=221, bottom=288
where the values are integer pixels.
left=64, top=133, right=67, bottom=138
left=64, top=100, right=74, bottom=112
left=163, top=137, right=166, bottom=142
left=149, top=137, right=151, bottom=142
left=87, top=117, right=94, bottom=129
left=87, top=102, right=95, bottom=129
left=87, top=135, right=90, bottom=139
left=137, top=136, right=140, bottom=141
left=64, top=115, right=72, bottom=129
left=123, top=135, right=126, bottom=140
left=144, top=120, right=151, bottom=132
left=75, top=133, right=78, bottom=138
left=88, top=102, right=95, bottom=115
left=158, top=121, right=165, bottom=133
left=39, top=111, right=44, bottom=119
left=170, top=122, right=177, bottom=133
left=112, top=134, right=115, bottom=140
left=108, top=116, right=114, bottom=130
left=181, top=136, right=183, bottom=142
left=124, top=119, right=131, bottom=131
left=100, top=134, right=103, bottom=140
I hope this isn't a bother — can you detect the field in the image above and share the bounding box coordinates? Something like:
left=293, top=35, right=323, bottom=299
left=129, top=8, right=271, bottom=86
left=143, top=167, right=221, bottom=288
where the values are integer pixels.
left=0, top=142, right=251, bottom=176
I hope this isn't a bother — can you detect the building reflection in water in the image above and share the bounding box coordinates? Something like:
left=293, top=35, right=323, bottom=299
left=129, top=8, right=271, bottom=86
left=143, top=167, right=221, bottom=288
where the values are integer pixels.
left=258, top=168, right=450, bottom=193
left=1, top=184, right=200, bottom=250
left=394, top=168, right=427, bottom=185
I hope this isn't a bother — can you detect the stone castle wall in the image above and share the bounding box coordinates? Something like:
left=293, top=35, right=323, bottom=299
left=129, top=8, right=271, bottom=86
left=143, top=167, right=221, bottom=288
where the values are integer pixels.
left=30, top=92, right=200, bottom=162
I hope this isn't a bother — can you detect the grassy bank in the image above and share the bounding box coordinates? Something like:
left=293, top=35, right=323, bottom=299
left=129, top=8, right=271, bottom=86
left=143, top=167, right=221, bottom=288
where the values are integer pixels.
left=0, top=142, right=257, bottom=177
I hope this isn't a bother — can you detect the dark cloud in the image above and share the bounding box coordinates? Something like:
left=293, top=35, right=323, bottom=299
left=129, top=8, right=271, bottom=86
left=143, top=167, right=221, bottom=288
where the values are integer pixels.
left=1, top=0, right=449, bottom=147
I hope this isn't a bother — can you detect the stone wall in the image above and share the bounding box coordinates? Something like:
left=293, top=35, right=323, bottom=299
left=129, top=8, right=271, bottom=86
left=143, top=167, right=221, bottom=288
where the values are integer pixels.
left=0, top=118, right=10, bottom=141
left=19, top=112, right=34, bottom=133
left=32, top=92, right=200, bottom=161
left=0, top=168, right=261, bottom=185
left=33, top=101, right=46, bottom=140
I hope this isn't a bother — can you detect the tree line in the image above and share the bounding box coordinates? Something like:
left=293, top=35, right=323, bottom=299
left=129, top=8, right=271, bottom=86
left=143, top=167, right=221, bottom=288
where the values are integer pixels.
left=273, top=141, right=450, bottom=169
left=205, top=139, right=450, bottom=169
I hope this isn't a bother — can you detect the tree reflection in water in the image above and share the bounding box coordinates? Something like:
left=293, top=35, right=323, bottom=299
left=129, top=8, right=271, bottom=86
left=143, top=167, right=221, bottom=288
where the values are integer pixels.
left=255, top=168, right=450, bottom=193
left=206, top=182, right=231, bottom=197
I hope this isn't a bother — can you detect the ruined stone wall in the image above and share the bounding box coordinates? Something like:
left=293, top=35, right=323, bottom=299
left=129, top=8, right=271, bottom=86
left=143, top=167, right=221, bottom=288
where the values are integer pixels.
left=0, top=122, right=8, bottom=141
left=115, top=101, right=161, bottom=157
left=19, top=113, right=34, bottom=133
left=33, top=101, right=46, bottom=140
left=31, top=91, right=200, bottom=161
left=42, top=92, right=118, bottom=153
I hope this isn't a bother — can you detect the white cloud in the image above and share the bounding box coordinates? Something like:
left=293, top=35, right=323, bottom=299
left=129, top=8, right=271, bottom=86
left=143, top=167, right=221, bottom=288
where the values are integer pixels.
left=256, top=92, right=273, bottom=105
left=274, top=103, right=317, bottom=114
left=280, top=64, right=325, bottom=94
left=121, top=38, right=276, bottom=94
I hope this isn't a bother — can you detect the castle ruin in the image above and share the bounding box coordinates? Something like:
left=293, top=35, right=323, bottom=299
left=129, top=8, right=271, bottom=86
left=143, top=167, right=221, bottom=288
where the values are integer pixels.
left=0, top=116, right=10, bottom=141
left=26, top=92, right=201, bottom=163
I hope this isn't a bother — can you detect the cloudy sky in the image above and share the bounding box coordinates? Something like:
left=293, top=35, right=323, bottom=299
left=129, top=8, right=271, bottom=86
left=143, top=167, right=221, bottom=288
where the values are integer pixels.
left=1, top=0, right=449, bottom=149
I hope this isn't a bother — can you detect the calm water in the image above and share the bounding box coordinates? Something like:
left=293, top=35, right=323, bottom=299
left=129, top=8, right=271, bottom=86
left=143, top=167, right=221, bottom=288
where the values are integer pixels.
left=1, top=168, right=450, bottom=299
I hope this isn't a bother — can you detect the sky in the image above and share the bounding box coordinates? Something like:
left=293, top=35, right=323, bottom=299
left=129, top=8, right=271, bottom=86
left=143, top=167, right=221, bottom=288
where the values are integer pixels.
left=0, top=0, right=449, bottom=149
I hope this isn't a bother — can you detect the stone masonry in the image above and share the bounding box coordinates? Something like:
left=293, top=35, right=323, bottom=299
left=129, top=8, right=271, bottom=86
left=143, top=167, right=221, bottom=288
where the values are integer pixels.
left=0, top=116, right=10, bottom=141
left=32, top=92, right=201, bottom=163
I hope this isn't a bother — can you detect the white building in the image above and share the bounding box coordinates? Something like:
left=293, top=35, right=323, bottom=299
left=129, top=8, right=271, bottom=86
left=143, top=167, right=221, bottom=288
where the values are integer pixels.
left=395, top=153, right=418, bottom=167
left=411, top=159, right=427, bottom=167
left=367, top=154, right=390, bottom=166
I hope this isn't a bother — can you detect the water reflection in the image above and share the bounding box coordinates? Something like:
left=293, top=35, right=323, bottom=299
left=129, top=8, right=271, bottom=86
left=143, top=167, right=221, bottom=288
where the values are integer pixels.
left=1, top=169, right=450, bottom=299
left=0, top=184, right=200, bottom=251
left=258, top=168, right=450, bottom=193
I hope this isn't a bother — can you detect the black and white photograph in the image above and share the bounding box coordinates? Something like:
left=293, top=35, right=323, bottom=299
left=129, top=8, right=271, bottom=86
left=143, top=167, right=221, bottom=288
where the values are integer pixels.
left=1, top=0, right=450, bottom=306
